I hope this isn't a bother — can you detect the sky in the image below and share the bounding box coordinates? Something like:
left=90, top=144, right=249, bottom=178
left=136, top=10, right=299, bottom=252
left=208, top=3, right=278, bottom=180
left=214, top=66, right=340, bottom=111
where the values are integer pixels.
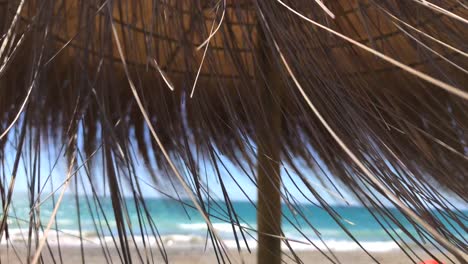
left=2, top=128, right=466, bottom=209
left=8, top=153, right=347, bottom=204
left=2, top=131, right=357, bottom=206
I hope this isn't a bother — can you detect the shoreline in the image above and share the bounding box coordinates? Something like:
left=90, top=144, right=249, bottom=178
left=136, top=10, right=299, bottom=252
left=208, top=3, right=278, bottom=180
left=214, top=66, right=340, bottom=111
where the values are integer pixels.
left=0, top=240, right=455, bottom=264
left=2, top=230, right=403, bottom=252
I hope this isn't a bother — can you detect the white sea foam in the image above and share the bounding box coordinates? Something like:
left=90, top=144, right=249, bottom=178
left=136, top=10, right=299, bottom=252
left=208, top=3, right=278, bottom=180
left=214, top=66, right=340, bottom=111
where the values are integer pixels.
left=284, top=239, right=399, bottom=252
left=178, top=223, right=208, bottom=231
left=220, top=239, right=398, bottom=252
left=1, top=229, right=95, bottom=246
left=1, top=228, right=399, bottom=252
left=178, top=222, right=253, bottom=233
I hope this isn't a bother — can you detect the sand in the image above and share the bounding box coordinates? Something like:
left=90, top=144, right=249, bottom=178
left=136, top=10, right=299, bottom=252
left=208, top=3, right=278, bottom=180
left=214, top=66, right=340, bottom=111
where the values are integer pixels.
left=0, top=245, right=456, bottom=264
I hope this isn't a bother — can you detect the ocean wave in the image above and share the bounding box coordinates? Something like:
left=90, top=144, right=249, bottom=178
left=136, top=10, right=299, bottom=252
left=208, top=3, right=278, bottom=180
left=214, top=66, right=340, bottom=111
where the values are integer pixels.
left=1, top=228, right=399, bottom=252
left=285, top=240, right=399, bottom=252
left=178, top=222, right=253, bottom=233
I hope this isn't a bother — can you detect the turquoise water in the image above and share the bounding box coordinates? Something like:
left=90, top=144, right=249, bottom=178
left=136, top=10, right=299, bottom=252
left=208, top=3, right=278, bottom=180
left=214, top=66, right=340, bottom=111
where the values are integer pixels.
left=2, top=194, right=466, bottom=251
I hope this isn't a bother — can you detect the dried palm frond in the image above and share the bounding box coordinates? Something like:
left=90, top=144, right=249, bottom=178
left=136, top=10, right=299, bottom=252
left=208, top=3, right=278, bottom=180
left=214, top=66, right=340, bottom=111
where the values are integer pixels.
left=0, top=0, right=467, bottom=263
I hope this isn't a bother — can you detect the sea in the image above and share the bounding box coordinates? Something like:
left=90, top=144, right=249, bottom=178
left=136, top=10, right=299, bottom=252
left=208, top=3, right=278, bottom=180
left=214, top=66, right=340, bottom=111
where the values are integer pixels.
left=2, top=194, right=466, bottom=253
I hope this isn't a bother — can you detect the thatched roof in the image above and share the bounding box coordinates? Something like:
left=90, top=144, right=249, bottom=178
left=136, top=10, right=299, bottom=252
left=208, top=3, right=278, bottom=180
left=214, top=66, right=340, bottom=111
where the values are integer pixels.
left=0, top=0, right=467, bottom=263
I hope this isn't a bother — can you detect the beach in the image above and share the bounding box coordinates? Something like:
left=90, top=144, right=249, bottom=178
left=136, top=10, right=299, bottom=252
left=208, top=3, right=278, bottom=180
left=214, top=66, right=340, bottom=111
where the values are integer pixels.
left=1, top=244, right=454, bottom=264
left=1, top=196, right=463, bottom=263
left=0, top=231, right=455, bottom=264
left=2, top=1, right=466, bottom=263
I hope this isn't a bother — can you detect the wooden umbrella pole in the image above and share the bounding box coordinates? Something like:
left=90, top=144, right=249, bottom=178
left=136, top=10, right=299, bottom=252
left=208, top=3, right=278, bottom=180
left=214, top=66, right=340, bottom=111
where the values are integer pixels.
left=256, top=25, right=283, bottom=264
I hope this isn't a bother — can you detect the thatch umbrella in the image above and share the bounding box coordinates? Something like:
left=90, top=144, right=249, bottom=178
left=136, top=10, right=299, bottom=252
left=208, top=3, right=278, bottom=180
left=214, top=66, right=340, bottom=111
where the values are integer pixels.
left=0, top=0, right=467, bottom=263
